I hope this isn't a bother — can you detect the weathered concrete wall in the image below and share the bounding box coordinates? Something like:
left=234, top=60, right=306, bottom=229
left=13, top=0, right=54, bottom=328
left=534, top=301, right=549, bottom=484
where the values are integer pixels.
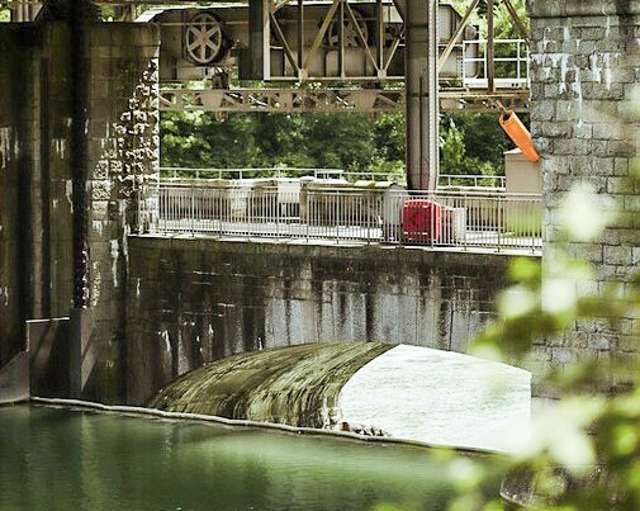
left=126, top=237, right=519, bottom=404
left=34, top=22, right=159, bottom=402
left=0, top=25, right=40, bottom=368
left=0, top=21, right=159, bottom=402
left=79, top=23, right=160, bottom=401
left=529, top=1, right=640, bottom=393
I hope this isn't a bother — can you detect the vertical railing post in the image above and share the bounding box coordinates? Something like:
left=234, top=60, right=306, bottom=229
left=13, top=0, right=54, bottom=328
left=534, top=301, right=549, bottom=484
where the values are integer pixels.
left=463, top=192, right=468, bottom=250
left=335, top=192, right=340, bottom=244
left=305, top=191, right=310, bottom=243
left=246, top=187, right=251, bottom=240
left=497, top=195, right=503, bottom=252
left=190, top=184, right=195, bottom=236
left=430, top=190, right=435, bottom=248
left=276, top=187, right=280, bottom=239
left=366, top=193, right=371, bottom=244
left=531, top=198, right=542, bottom=253
left=517, top=39, right=521, bottom=82
left=160, top=185, right=165, bottom=234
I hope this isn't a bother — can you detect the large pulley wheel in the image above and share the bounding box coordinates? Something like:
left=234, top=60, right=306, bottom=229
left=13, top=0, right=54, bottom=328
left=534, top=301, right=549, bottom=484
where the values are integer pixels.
left=326, top=10, right=368, bottom=47
left=185, top=12, right=224, bottom=65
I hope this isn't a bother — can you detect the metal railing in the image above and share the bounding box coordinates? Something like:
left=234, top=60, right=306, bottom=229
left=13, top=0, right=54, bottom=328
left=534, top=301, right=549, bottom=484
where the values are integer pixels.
left=160, top=167, right=505, bottom=189
left=439, top=174, right=506, bottom=189
left=161, top=167, right=345, bottom=180
left=463, top=39, right=529, bottom=89
left=151, top=183, right=542, bottom=253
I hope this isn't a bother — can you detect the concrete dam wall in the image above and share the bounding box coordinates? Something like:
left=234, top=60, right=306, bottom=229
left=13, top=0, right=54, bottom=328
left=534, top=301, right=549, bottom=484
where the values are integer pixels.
left=126, top=236, right=519, bottom=404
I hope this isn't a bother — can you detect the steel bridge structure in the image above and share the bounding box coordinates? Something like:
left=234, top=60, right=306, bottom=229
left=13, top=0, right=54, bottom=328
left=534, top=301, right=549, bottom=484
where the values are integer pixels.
left=3, top=0, right=531, bottom=190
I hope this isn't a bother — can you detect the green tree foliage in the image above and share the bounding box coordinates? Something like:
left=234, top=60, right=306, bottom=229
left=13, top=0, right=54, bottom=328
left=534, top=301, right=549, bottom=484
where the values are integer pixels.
left=440, top=119, right=467, bottom=175
left=161, top=111, right=381, bottom=173
left=494, top=0, right=529, bottom=39
left=440, top=113, right=510, bottom=176
left=160, top=110, right=509, bottom=179
left=162, top=111, right=262, bottom=168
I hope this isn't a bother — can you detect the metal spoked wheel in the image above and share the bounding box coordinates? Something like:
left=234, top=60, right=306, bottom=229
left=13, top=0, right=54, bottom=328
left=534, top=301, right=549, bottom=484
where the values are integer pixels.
left=185, top=12, right=224, bottom=65
left=326, top=10, right=368, bottom=47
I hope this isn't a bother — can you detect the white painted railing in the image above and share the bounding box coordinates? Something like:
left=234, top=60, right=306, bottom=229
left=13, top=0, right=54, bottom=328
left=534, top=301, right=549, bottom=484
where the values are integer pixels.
left=151, top=183, right=541, bottom=253
left=438, top=174, right=506, bottom=189
left=161, top=167, right=345, bottom=180
left=160, top=167, right=506, bottom=189
left=463, top=39, right=529, bottom=89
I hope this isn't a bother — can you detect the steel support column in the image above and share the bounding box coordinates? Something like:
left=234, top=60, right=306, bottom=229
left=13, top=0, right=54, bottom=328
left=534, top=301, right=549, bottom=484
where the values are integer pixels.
left=405, top=0, right=439, bottom=191
left=249, top=0, right=271, bottom=80
left=487, top=0, right=495, bottom=93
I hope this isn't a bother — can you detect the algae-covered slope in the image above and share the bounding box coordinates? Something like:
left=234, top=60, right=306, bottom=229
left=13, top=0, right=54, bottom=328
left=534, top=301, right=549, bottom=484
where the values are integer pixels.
left=148, top=343, right=392, bottom=428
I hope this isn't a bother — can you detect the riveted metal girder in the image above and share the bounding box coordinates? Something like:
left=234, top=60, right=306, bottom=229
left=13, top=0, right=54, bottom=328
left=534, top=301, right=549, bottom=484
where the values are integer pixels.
left=158, top=87, right=530, bottom=113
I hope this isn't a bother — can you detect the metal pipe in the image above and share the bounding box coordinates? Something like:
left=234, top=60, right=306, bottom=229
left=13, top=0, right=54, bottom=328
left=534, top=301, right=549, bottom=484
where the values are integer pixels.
left=339, top=0, right=345, bottom=79
left=297, top=0, right=304, bottom=77
left=376, top=0, right=384, bottom=76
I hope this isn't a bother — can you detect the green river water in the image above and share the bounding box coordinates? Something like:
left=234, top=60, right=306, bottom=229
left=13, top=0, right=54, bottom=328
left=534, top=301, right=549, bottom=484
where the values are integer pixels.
left=0, top=405, right=505, bottom=511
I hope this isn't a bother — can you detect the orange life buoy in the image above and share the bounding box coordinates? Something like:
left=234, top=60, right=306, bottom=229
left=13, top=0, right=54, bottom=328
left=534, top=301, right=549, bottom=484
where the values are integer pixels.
left=498, top=110, right=540, bottom=163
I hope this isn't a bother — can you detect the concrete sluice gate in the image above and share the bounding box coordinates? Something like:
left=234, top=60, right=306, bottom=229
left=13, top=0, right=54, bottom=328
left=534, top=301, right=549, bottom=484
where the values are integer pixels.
left=149, top=342, right=532, bottom=451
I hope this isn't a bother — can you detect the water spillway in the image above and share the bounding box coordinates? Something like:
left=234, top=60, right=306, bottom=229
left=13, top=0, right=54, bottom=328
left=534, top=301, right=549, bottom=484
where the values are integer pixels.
left=149, top=342, right=531, bottom=451
left=148, top=342, right=393, bottom=428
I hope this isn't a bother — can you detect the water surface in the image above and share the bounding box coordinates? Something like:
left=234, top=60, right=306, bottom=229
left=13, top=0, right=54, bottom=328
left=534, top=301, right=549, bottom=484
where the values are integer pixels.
left=0, top=405, right=504, bottom=511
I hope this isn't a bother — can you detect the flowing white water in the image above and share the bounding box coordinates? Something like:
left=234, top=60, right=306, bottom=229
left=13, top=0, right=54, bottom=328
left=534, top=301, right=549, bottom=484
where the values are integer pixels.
left=339, top=345, right=531, bottom=452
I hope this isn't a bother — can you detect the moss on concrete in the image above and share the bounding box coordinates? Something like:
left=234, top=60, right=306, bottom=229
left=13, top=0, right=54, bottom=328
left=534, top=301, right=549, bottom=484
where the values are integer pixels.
left=148, top=342, right=392, bottom=428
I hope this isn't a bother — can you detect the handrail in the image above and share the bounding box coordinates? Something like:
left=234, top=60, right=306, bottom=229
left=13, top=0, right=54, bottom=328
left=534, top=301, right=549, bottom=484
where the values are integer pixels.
left=463, top=38, right=529, bottom=89
left=147, top=183, right=542, bottom=254
left=160, top=167, right=346, bottom=180
left=160, top=167, right=506, bottom=189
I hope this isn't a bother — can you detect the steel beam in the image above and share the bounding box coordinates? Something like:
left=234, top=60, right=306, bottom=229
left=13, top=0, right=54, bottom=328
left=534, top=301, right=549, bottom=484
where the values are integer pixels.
left=248, top=0, right=270, bottom=79
left=376, top=0, right=384, bottom=77
left=502, top=0, right=530, bottom=44
left=297, top=0, right=304, bottom=75
left=438, top=0, right=480, bottom=73
left=486, top=0, right=495, bottom=93
left=158, top=87, right=530, bottom=113
left=405, top=0, right=438, bottom=191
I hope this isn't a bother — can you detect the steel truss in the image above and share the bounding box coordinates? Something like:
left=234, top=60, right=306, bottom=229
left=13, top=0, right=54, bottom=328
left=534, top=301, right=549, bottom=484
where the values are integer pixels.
left=158, top=87, right=530, bottom=113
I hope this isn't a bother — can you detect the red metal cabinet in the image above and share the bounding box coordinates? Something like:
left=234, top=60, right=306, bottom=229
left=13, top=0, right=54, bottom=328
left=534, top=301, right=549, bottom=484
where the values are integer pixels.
left=402, top=199, right=442, bottom=243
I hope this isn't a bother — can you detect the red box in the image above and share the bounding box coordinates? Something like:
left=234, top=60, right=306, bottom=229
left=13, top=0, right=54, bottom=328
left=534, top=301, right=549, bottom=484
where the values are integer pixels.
left=402, top=199, right=442, bottom=243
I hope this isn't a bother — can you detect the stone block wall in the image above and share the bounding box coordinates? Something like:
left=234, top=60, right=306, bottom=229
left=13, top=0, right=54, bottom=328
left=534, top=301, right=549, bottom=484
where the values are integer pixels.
left=41, top=23, right=75, bottom=320
left=529, top=2, right=640, bottom=393
left=26, top=22, right=159, bottom=401
left=0, top=21, right=159, bottom=402
left=81, top=23, right=160, bottom=401
left=0, top=25, right=40, bottom=367
left=126, top=237, right=517, bottom=405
